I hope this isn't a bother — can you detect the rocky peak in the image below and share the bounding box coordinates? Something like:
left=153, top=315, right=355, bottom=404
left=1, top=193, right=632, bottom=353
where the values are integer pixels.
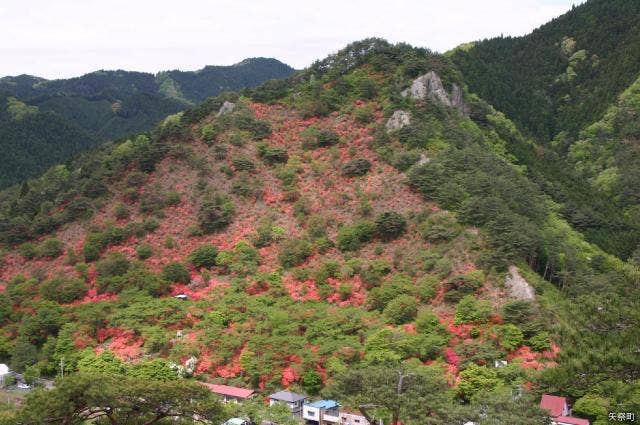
left=216, top=101, right=235, bottom=117
left=402, top=71, right=469, bottom=115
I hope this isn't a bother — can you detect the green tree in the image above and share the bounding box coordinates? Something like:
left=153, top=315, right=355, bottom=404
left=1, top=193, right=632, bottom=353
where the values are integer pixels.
left=162, top=261, right=190, bottom=283
left=327, top=365, right=450, bottom=425
left=375, top=212, right=407, bottom=240
left=383, top=295, right=418, bottom=325
left=188, top=244, right=219, bottom=269
left=302, top=370, right=323, bottom=395
left=12, top=372, right=224, bottom=424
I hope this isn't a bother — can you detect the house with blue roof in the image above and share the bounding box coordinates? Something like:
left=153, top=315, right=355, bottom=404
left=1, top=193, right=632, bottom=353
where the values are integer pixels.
left=303, top=399, right=340, bottom=425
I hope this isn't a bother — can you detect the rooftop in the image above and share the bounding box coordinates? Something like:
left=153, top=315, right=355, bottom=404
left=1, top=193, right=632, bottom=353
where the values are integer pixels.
left=555, top=416, right=590, bottom=425
left=269, top=390, right=307, bottom=403
left=307, top=400, right=339, bottom=409
left=201, top=383, right=255, bottom=399
left=540, top=394, right=568, bottom=417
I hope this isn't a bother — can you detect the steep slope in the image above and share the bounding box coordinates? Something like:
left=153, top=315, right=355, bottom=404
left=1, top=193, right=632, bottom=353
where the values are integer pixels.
left=0, top=58, right=295, bottom=189
left=450, top=0, right=640, bottom=142
left=0, top=40, right=637, bottom=423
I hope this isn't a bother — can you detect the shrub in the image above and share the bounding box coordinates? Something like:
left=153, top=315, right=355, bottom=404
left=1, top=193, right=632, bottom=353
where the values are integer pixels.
left=383, top=295, right=418, bottom=325
left=528, top=331, right=551, bottom=352
left=38, top=238, right=64, bottom=258
left=413, top=275, right=438, bottom=302
left=375, top=211, right=407, bottom=240
left=419, top=213, right=460, bottom=242
left=114, top=203, right=129, bottom=220
left=162, top=262, right=190, bottom=283
left=188, top=244, right=219, bottom=269
left=336, top=220, right=376, bottom=251
left=200, top=123, right=220, bottom=144
left=342, top=158, right=372, bottom=177
left=232, top=157, right=256, bottom=172
left=95, top=252, right=130, bottom=278
left=457, top=365, right=502, bottom=401
left=499, top=324, right=524, bottom=351
left=279, top=238, right=313, bottom=268
left=444, top=272, right=483, bottom=303
left=19, top=243, right=37, bottom=260
left=454, top=295, right=492, bottom=324
left=164, top=191, right=181, bottom=206
left=257, top=143, right=289, bottom=165
left=198, top=193, right=235, bottom=233
left=302, top=370, right=323, bottom=395
left=40, top=277, right=88, bottom=303
left=317, top=129, right=340, bottom=147
left=216, top=241, right=260, bottom=276
left=136, top=243, right=153, bottom=260
left=415, top=310, right=446, bottom=335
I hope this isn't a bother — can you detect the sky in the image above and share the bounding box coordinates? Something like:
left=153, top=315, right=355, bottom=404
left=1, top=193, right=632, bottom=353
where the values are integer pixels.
left=0, top=0, right=582, bottom=79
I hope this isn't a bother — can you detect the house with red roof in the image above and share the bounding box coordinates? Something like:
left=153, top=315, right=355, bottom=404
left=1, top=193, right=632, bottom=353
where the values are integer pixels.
left=201, top=383, right=256, bottom=403
left=540, top=394, right=590, bottom=425
left=540, top=395, right=570, bottom=417
left=554, top=416, right=590, bottom=425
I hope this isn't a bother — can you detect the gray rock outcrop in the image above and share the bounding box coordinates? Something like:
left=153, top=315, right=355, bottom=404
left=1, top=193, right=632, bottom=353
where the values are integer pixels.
left=385, top=110, right=411, bottom=132
left=402, top=71, right=469, bottom=115
left=216, top=101, right=235, bottom=117
left=505, top=266, right=535, bottom=300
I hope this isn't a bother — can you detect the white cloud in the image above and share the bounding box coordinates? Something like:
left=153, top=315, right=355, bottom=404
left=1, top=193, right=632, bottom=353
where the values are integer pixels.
left=0, top=0, right=581, bottom=79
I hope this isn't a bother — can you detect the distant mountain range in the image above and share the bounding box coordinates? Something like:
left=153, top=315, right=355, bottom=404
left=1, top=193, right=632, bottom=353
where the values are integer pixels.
left=0, top=58, right=295, bottom=188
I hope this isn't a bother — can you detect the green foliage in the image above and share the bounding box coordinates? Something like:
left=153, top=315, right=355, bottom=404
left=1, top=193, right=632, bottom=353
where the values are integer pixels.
left=161, top=261, right=190, bottom=283
left=383, top=295, right=418, bottom=325
left=257, top=143, right=289, bottom=165
left=454, top=295, right=492, bottom=324
left=457, top=365, right=503, bottom=401
left=336, top=220, right=376, bottom=251
left=200, top=123, right=220, bottom=144
left=188, top=244, right=219, bottom=269
left=528, top=331, right=551, bottom=352
left=198, top=192, right=235, bottom=233
left=129, top=359, right=179, bottom=381
left=135, top=243, right=153, bottom=260
left=375, top=211, right=407, bottom=240
left=302, top=369, right=323, bottom=395
left=498, top=324, right=524, bottom=351
left=279, top=238, right=313, bottom=268
left=96, top=252, right=130, bottom=278
left=40, top=277, right=88, bottom=304
left=232, top=156, right=256, bottom=172
left=216, top=241, right=260, bottom=276
left=572, top=394, right=609, bottom=423
left=38, top=238, right=64, bottom=258
left=9, top=372, right=224, bottom=423
left=342, top=158, right=372, bottom=177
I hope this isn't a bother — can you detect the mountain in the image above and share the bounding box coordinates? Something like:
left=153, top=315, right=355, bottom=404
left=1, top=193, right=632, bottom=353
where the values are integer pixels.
left=0, top=58, right=295, bottom=189
left=0, top=36, right=638, bottom=424
left=450, top=0, right=640, bottom=142
left=450, top=0, right=640, bottom=260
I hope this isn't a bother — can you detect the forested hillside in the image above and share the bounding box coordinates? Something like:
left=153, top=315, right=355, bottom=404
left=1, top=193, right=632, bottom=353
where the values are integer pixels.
left=449, top=0, right=640, bottom=260
left=0, top=38, right=637, bottom=424
left=0, top=58, right=295, bottom=188
left=450, top=0, right=640, bottom=141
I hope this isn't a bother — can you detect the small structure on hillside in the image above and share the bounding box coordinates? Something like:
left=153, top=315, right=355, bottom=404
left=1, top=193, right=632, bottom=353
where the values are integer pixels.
left=174, top=294, right=189, bottom=300
left=223, top=417, right=251, bottom=425
left=303, top=400, right=340, bottom=425
left=540, top=394, right=590, bottom=425
left=268, top=390, right=307, bottom=417
left=340, top=410, right=371, bottom=425
left=201, top=383, right=255, bottom=403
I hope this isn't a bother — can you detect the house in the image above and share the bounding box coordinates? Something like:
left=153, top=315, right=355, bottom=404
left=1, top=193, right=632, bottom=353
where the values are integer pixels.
left=268, top=390, right=308, bottom=417
left=0, top=364, right=11, bottom=388
left=303, top=400, right=340, bottom=425
left=201, top=383, right=255, bottom=403
left=340, top=411, right=370, bottom=425
left=540, top=395, right=570, bottom=417
left=540, top=394, right=590, bottom=425
left=553, top=417, right=590, bottom=425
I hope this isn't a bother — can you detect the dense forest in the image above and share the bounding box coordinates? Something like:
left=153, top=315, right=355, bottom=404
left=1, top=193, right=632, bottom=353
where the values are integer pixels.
left=0, top=1, right=638, bottom=424
left=0, top=58, right=295, bottom=188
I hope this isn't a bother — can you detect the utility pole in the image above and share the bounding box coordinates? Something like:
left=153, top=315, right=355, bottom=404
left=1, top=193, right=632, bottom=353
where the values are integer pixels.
left=60, top=357, right=65, bottom=378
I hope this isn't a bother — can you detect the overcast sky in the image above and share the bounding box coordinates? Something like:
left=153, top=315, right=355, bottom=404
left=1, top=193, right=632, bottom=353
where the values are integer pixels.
left=1, top=0, right=582, bottom=79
